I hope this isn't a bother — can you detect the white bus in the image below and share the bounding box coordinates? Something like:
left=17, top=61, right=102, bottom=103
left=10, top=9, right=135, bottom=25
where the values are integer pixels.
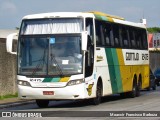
left=7, top=11, right=149, bottom=108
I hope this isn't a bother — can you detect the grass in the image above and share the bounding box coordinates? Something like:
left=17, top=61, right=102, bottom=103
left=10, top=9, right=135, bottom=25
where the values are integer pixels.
left=0, top=93, right=18, bottom=100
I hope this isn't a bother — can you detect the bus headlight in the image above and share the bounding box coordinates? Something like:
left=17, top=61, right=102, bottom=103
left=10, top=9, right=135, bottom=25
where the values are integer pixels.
left=17, top=80, right=31, bottom=86
left=67, top=79, right=84, bottom=86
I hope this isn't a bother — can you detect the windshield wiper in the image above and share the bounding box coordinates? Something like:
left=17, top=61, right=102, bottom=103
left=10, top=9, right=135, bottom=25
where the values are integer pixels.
left=32, top=58, right=45, bottom=76
left=32, top=46, right=47, bottom=76
left=50, top=53, right=64, bottom=77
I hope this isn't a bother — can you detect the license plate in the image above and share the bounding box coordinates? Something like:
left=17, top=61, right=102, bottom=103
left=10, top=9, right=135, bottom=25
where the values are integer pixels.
left=43, top=91, right=54, bottom=95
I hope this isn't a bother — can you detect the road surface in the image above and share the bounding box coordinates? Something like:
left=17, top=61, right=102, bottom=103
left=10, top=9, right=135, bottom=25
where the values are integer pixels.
left=1, top=86, right=160, bottom=120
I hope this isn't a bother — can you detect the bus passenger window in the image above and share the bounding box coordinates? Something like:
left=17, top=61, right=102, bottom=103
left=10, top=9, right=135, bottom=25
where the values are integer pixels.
left=129, top=29, right=136, bottom=49
left=103, top=23, right=112, bottom=46
left=95, top=21, right=102, bottom=46
left=135, top=29, right=142, bottom=49
left=120, top=26, right=129, bottom=48
left=112, top=24, right=120, bottom=47
left=115, top=38, right=119, bottom=45
left=105, top=37, right=110, bottom=45
left=142, top=30, right=148, bottom=49
left=100, top=25, right=105, bottom=46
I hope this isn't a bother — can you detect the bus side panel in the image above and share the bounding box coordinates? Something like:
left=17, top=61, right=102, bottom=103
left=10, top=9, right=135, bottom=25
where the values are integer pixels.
left=131, top=65, right=149, bottom=89
left=105, top=48, right=123, bottom=94
left=105, top=48, right=149, bottom=94
left=96, top=48, right=149, bottom=96
left=141, top=65, right=149, bottom=89
left=122, top=49, right=149, bottom=90
left=116, top=49, right=133, bottom=92
left=95, top=48, right=113, bottom=96
left=105, top=48, right=134, bottom=94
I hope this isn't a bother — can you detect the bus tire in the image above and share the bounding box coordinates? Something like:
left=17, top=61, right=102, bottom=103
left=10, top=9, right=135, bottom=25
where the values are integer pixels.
left=36, top=100, right=49, bottom=108
left=92, top=81, right=102, bottom=105
left=129, top=80, right=137, bottom=98
left=136, top=81, right=141, bottom=97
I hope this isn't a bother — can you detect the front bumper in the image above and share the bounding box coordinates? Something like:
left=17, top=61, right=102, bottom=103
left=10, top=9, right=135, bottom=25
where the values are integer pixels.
left=18, top=83, right=86, bottom=100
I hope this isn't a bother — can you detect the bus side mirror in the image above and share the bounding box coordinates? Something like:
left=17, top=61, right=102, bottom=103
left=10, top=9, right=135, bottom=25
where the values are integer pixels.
left=81, top=31, right=88, bottom=51
left=6, top=33, right=18, bottom=55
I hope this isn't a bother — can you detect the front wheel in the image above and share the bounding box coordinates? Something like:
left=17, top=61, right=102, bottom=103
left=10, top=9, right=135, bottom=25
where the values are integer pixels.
left=92, top=81, right=102, bottom=105
left=36, top=100, right=49, bottom=108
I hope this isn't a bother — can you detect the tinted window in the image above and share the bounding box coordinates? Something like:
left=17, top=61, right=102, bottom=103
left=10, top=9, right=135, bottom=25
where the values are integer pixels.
left=128, top=28, right=136, bottom=48
left=103, top=23, right=112, bottom=46
left=112, top=24, right=120, bottom=47
left=95, top=19, right=148, bottom=50
left=95, top=21, right=102, bottom=46
left=120, top=26, right=129, bottom=48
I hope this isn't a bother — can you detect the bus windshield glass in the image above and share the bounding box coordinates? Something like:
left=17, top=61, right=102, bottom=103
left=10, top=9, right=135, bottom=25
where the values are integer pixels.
left=18, top=35, right=83, bottom=76
left=20, top=18, right=83, bottom=35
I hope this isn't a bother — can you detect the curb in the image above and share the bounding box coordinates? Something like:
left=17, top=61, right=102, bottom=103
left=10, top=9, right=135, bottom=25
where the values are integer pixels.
left=0, top=100, right=35, bottom=109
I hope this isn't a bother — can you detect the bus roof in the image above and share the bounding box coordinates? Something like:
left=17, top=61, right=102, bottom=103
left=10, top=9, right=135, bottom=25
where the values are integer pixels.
left=88, top=11, right=125, bottom=20
left=88, top=11, right=146, bottom=29
left=22, top=12, right=94, bottom=19
left=22, top=11, right=146, bottom=29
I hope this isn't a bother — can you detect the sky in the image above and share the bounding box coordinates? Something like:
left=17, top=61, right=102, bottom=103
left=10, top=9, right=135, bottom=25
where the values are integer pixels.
left=0, top=0, right=160, bottom=29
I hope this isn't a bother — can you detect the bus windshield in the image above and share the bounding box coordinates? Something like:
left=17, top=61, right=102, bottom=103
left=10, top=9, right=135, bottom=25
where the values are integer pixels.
left=20, top=18, right=83, bottom=35
left=18, top=35, right=83, bottom=76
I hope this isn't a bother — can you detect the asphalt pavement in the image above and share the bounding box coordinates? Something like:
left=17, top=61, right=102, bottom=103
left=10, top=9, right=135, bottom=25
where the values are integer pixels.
left=0, top=97, right=34, bottom=109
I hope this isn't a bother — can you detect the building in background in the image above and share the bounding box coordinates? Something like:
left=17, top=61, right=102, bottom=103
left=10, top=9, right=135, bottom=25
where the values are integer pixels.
left=148, top=33, right=160, bottom=85
left=148, top=34, right=153, bottom=48
left=149, top=33, right=160, bottom=49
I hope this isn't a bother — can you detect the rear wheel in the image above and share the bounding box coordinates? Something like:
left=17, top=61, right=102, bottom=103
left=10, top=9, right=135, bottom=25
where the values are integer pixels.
left=136, top=81, right=141, bottom=97
left=92, top=81, right=102, bottom=105
left=128, top=79, right=137, bottom=98
left=36, top=100, right=49, bottom=108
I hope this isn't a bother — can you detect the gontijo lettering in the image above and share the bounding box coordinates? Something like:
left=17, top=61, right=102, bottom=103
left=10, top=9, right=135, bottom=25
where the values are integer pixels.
left=126, top=52, right=149, bottom=61
left=126, top=52, right=139, bottom=61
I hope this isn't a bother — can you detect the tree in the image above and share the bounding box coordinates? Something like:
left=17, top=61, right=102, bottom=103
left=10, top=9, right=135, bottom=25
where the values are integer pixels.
left=147, top=27, right=160, bottom=33
left=15, top=27, right=20, bottom=30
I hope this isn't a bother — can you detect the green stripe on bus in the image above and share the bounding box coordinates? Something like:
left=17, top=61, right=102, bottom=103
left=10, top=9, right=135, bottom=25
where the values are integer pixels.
left=94, top=14, right=102, bottom=20
left=105, top=48, right=123, bottom=93
left=101, top=16, right=107, bottom=21
left=94, top=14, right=113, bottom=22
left=51, top=78, right=61, bottom=82
left=112, top=49, right=123, bottom=93
left=43, top=78, right=53, bottom=82
left=43, top=77, right=61, bottom=82
left=105, top=48, right=118, bottom=93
